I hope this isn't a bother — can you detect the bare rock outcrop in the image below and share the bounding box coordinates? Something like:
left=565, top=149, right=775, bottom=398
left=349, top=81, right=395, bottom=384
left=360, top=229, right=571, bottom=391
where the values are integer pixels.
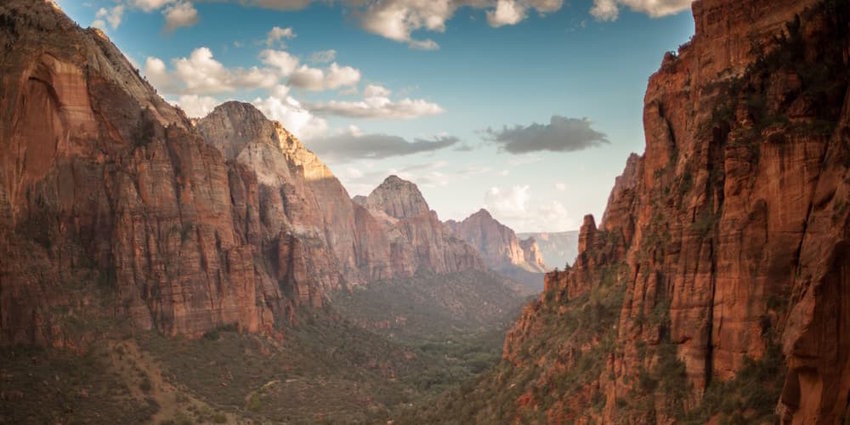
left=0, top=0, right=482, bottom=346
left=493, top=0, right=850, bottom=423
left=448, top=209, right=547, bottom=274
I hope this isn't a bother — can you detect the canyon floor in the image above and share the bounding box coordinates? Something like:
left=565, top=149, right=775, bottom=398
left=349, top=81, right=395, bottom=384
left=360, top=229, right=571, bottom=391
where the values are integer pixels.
left=0, top=270, right=526, bottom=424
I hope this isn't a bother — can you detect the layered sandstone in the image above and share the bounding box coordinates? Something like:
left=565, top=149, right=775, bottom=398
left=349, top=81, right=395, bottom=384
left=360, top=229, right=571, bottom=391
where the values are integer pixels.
left=0, top=0, right=481, bottom=346
left=495, top=0, right=850, bottom=424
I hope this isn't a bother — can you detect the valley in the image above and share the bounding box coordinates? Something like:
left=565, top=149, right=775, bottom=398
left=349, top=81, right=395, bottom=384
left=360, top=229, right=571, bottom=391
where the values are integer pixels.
left=2, top=0, right=850, bottom=423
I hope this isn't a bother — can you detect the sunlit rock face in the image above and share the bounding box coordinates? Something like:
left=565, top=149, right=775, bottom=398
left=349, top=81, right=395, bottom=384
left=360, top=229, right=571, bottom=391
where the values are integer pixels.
left=447, top=208, right=546, bottom=273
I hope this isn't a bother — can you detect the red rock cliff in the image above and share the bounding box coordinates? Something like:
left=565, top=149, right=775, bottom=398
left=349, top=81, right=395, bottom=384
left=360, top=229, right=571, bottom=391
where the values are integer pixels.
left=0, top=0, right=482, bottom=346
left=496, top=0, right=850, bottom=423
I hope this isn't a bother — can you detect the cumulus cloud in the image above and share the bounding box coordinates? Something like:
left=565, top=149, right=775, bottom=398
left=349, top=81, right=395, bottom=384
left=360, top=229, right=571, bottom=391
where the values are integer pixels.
left=252, top=87, right=329, bottom=139
left=133, top=0, right=174, bottom=12
left=266, top=26, right=296, bottom=46
left=308, top=84, right=443, bottom=119
left=261, top=49, right=300, bottom=75
left=352, top=0, right=565, bottom=48
left=171, top=47, right=277, bottom=94
left=92, top=5, right=125, bottom=30
left=305, top=129, right=459, bottom=161
left=164, top=1, right=199, bottom=31
left=487, top=0, right=525, bottom=27
left=289, top=62, right=361, bottom=91
left=590, top=0, right=694, bottom=21
left=143, top=56, right=174, bottom=89
left=175, top=94, right=220, bottom=117
left=484, top=115, right=608, bottom=154
left=484, top=185, right=578, bottom=231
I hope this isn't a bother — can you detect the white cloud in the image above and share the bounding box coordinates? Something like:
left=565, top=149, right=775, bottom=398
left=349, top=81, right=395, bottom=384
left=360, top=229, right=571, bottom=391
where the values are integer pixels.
left=309, top=49, right=337, bottom=64
left=485, top=185, right=532, bottom=220
left=164, top=1, right=199, bottom=31
left=252, top=93, right=328, bottom=140
left=261, top=49, right=300, bottom=76
left=92, top=5, right=125, bottom=30
left=536, top=200, right=578, bottom=231
left=590, top=0, right=694, bottom=21
left=357, top=0, right=453, bottom=49
left=133, top=0, right=174, bottom=12
left=288, top=62, right=361, bottom=91
left=143, top=56, right=173, bottom=89
left=484, top=185, right=578, bottom=231
left=308, top=85, right=443, bottom=119
left=266, top=26, right=296, bottom=46
left=487, top=0, right=524, bottom=27
left=363, top=84, right=391, bottom=98
left=352, top=0, right=563, bottom=48
left=173, top=47, right=277, bottom=94
left=175, top=94, right=219, bottom=117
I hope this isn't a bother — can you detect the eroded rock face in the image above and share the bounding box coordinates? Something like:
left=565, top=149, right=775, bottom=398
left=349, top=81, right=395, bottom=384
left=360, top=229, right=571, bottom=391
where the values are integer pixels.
left=0, top=1, right=481, bottom=346
left=497, top=0, right=850, bottom=423
left=360, top=176, right=483, bottom=276
left=448, top=209, right=547, bottom=273
left=0, top=0, right=292, bottom=344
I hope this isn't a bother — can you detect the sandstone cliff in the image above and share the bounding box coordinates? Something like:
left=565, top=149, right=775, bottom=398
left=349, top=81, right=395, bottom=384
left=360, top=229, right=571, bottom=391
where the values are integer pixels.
left=403, top=0, right=850, bottom=424
left=0, top=0, right=481, bottom=346
left=359, top=176, right=483, bottom=277
left=447, top=209, right=547, bottom=274
left=447, top=209, right=547, bottom=292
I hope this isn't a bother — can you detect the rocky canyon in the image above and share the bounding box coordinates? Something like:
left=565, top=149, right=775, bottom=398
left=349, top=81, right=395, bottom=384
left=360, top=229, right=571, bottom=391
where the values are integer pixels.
left=0, top=0, right=486, bottom=347
left=3, top=0, right=850, bottom=424
left=398, top=0, right=850, bottom=423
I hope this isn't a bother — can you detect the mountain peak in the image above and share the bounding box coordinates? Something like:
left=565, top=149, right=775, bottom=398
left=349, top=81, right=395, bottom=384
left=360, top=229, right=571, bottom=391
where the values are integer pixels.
left=365, top=175, right=430, bottom=219
left=471, top=208, right=493, bottom=219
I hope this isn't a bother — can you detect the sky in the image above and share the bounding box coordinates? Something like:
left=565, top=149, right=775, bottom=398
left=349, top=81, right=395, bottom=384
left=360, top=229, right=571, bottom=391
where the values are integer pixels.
left=54, top=0, right=696, bottom=232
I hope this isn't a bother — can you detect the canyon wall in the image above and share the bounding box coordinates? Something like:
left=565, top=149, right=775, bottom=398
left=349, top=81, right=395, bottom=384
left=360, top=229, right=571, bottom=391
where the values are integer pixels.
left=449, top=0, right=850, bottom=423
left=0, top=0, right=482, bottom=346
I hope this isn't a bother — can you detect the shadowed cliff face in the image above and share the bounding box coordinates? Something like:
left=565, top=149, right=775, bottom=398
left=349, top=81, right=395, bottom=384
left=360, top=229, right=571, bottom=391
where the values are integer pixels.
left=0, top=0, right=482, bottom=346
left=397, top=0, right=850, bottom=424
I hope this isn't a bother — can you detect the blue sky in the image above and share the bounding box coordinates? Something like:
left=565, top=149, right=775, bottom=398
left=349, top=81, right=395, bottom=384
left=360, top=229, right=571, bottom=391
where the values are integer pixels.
left=55, top=0, right=695, bottom=232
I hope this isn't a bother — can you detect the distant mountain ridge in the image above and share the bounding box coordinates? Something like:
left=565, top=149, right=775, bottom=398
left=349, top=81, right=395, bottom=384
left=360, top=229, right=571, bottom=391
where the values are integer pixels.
left=517, top=230, right=580, bottom=270
left=447, top=209, right=547, bottom=293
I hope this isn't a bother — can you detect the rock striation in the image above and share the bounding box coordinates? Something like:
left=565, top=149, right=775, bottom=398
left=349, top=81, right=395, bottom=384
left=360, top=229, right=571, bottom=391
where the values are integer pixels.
left=0, top=0, right=482, bottom=347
